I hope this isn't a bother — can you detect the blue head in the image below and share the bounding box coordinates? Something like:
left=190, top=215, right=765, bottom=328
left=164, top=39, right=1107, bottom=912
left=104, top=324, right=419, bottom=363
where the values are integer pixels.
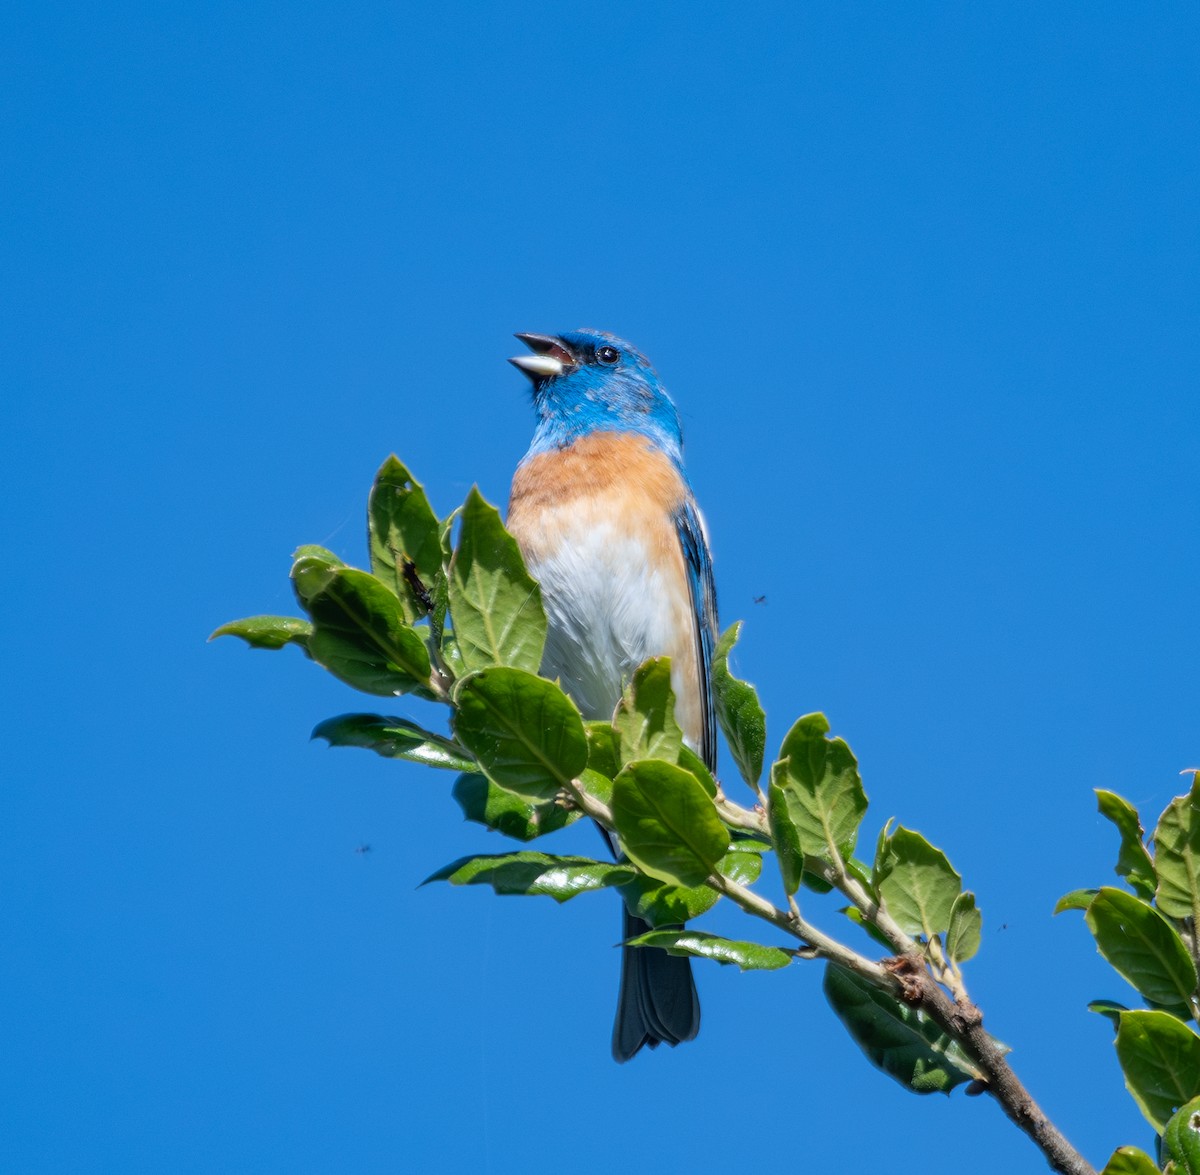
left=510, top=329, right=684, bottom=465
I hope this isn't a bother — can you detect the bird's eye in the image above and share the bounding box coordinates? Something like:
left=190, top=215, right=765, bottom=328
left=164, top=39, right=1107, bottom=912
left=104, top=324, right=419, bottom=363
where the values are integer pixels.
left=596, top=345, right=620, bottom=365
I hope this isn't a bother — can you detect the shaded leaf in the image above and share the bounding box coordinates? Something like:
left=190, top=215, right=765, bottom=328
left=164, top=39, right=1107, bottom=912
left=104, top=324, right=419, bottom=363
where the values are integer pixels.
left=1115, top=1010, right=1200, bottom=1132
left=946, top=891, right=982, bottom=964
left=295, top=562, right=432, bottom=696
left=613, top=658, right=683, bottom=766
left=824, top=964, right=980, bottom=1093
left=1086, top=887, right=1198, bottom=1009
left=1055, top=888, right=1099, bottom=915
left=876, top=826, right=962, bottom=939
left=424, top=852, right=630, bottom=902
left=367, top=455, right=443, bottom=624
left=712, top=622, right=766, bottom=788
left=769, top=713, right=867, bottom=864
left=453, top=668, right=587, bottom=803
left=209, top=615, right=312, bottom=651
left=451, top=773, right=579, bottom=841
left=611, top=759, right=730, bottom=887
left=767, top=779, right=804, bottom=896
left=448, top=487, right=545, bottom=673
left=312, top=713, right=474, bottom=771
left=627, top=929, right=791, bottom=971
left=1156, top=776, right=1200, bottom=921
left=1097, top=789, right=1157, bottom=902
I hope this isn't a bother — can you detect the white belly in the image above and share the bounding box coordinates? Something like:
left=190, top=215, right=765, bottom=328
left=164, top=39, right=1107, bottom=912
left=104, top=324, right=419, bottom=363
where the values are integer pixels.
left=527, top=516, right=683, bottom=723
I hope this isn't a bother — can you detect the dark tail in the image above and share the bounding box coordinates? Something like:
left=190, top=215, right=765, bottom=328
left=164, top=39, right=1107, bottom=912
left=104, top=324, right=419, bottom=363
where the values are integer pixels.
left=611, top=906, right=700, bottom=1062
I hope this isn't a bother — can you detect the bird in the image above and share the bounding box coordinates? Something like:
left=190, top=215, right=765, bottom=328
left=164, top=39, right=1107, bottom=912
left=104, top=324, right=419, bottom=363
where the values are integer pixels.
left=506, top=328, right=718, bottom=1062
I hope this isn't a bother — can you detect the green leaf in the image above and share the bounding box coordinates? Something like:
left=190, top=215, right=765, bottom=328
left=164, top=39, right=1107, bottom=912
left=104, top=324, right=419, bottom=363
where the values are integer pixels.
left=577, top=766, right=614, bottom=807
left=1115, top=1010, right=1200, bottom=1132
left=425, top=852, right=630, bottom=902
left=845, top=856, right=878, bottom=900
left=367, top=455, right=443, bottom=624
left=295, top=563, right=432, bottom=696
left=946, top=891, right=982, bottom=964
left=1088, top=1000, right=1131, bottom=1030
left=678, top=744, right=718, bottom=798
left=448, top=487, right=545, bottom=674
left=1156, top=775, right=1200, bottom=921
left=1164, top=1096, right=1200, bottom=1175
left=627, top=929, right=791, bottom=971
left=1098, top=1146, right=1164, bottom=1175
left=767, top=779, right=804, bottom=896
left=453, top=668, right=588, bottom=803
left=823, top=964, right=980, bottom=1093
left=613, top=658, right=683, bottom=766
left=712, top=622, right=767, bottom=788
left=769, top=713, right=867, bottom=864
left=585, top=722, right=621, bottom=781
left=842, top=906, right=896, bottom=951
left=618, top=874, right=720, bottom=927
left=876, top=826, right=962, bottom=939
left=723, top=840, right=766, bottom=886
left=1097, top=790, right=1158, bottom=902
left=311, top=713, right=475, bottom=771
left=1055, top=888, right=1099, bottom=915
left=611, top=759, right=730, bottom=887
left=451, top=773, right=579, bottom=841
left=1085, top=887, right=1198, bottom=1009
left=617, top=841, right=762, bottom=927
left=209, top=615, right=312, bottom=651
left=290, top=547, right=345, bottom=605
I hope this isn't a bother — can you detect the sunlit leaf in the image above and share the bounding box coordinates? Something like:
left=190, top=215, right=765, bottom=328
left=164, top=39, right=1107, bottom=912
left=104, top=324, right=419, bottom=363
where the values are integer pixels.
left=453, top=667, right=587, bottom=803
left=626, top=929, right=791, bottom=971
left=1085, top=887, right=1198, bottom=1009
left=611, top=759, right=730, bottom=887
left=946, top=891, right=982, bottom=964
left=613, top=658, right=683, bottom=766
left=1054, top=888, right=1098, bottom=915
left=712, top=622, right=766, bottom=789
left=294, top=561, right=432, bottom=696
left=1155, top=776, right=1200, bottom=921
left=425, top=852, right=630, bottom=902
left=451, top=773, right=579, bottom=841
left=1098, top=1146, right=1162, bottom=1175
left=769, top=713, right=867, bottom=864
left=312, top=713, right=474, bottom=771
left=209, top=615, right=312, bottom=651
left=367, top=455, right=443, bottom=624
left=1164, top=1095, right=1200, bottom=1175
left=1096, top=789, right=1157, bottom=902
left=1114, top=1010, right=1200, bottom=1132
left=876, top=826, right=962, bottom=939
left=448, top=487, right=546, bottom=673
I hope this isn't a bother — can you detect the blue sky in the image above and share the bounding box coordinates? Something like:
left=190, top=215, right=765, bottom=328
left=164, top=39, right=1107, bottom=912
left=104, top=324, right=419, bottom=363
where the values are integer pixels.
left=3, top=3, right=1198, bottom=1171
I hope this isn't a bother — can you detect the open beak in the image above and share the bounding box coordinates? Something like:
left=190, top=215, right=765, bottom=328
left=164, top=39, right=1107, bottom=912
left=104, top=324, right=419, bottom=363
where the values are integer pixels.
left=509, top=332, right=577, bottom=380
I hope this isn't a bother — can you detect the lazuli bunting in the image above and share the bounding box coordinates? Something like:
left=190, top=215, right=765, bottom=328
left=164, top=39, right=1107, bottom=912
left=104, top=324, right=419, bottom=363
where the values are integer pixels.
left=506, top=329, right=717, bottom=1061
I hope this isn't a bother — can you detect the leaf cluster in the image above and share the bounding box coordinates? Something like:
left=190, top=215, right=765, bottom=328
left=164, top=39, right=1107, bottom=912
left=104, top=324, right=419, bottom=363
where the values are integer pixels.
left=1058, top=777, right=1200, bottom=1172
left=217, top=456, right=998, bottom=1100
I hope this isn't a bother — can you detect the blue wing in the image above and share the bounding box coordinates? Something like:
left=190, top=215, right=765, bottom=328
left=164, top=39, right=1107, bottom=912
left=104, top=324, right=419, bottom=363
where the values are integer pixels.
left=673, top=495, right=719, bottom=772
